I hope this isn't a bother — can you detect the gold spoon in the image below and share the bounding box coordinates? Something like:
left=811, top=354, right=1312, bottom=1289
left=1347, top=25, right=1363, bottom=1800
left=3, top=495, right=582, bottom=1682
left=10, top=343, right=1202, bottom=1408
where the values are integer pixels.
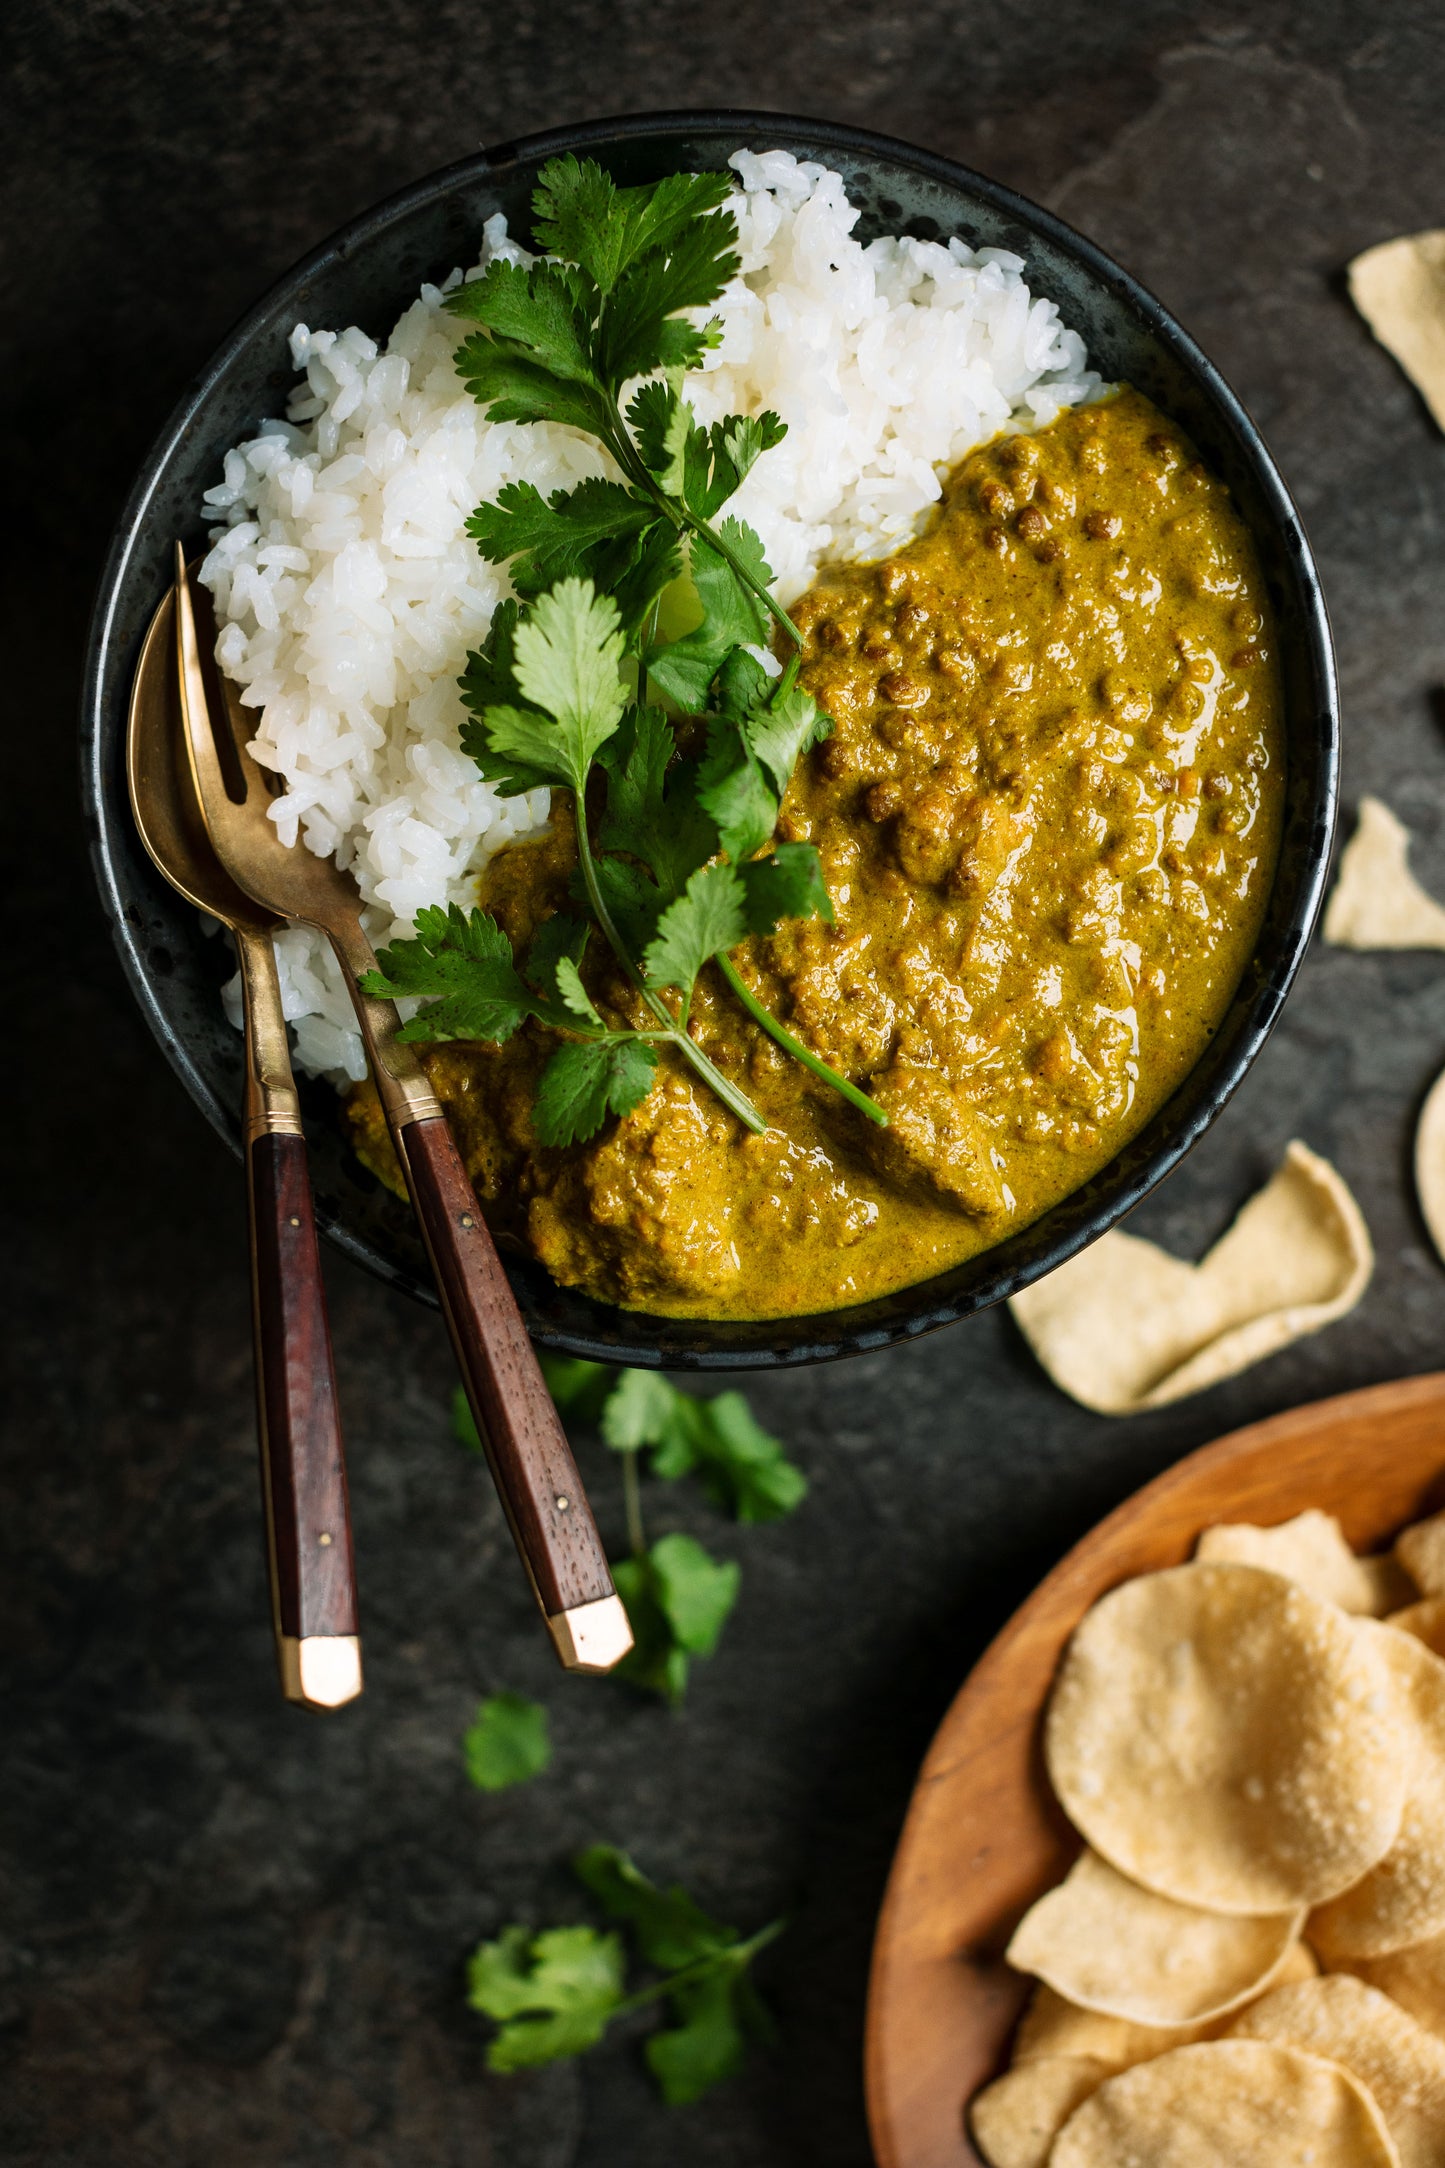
left=127, top=581, right=362, bottom=1710
left=173, top=548, right=632, bottom=1675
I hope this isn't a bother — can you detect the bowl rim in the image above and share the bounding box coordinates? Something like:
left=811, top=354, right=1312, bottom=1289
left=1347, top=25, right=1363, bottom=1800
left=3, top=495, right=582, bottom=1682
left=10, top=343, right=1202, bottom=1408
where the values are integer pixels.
left=80, top=106, right=1339, bottom=1369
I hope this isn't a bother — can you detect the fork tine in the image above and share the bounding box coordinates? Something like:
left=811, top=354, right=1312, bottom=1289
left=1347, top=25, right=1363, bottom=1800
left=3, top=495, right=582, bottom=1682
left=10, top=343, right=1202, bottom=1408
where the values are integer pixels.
left=174, top=543, right=236, bottom=823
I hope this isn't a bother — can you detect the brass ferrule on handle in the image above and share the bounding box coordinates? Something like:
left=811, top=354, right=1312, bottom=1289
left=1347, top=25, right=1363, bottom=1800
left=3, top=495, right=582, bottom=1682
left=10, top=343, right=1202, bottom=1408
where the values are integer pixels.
left=236, top=923, right=304, bottom=1143
left=324, top=917, right=444, bottom=1133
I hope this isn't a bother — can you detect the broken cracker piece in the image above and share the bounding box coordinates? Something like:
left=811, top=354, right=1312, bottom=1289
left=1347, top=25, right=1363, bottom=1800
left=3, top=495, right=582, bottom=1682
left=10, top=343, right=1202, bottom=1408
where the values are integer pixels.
left=1350, top=229, right=1445, bottom=435
left=1009, top=1142, right=1372, bottom=1416
left=1324, top=796, right=1445, bottom=950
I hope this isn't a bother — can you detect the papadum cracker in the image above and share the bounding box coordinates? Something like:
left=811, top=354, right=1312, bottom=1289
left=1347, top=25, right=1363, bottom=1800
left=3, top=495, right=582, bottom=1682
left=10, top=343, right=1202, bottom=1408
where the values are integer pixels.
left=1324, top=795, right=1445, bottom=950
left=1012, top=1942, right=1321, bottom=2073
left=1397, top=1509, right=1445, bottom=1597
left=1049, top=2039, right=1400, bottom=2168
left=1345, top=1932, right=1445, bottom=2046
left=1006, top=1847, right=1302, bottom=2025
left=1232, top=1975, right=1445, bottom=2168
left=1310, top=1624, right=1445, bottom=1960
left=1044, top=1562, right=1410, bottom=1913
left=1389, top=1599, right=1445, bottom=1662
left=1349, top=229, right=1445, bottom=435
left=1009, top=1142, right=1372, bottom=1415
left=967, top=2056, right=1112, bottom=2168
left=1196, top=1508, right=1397, bottom=1615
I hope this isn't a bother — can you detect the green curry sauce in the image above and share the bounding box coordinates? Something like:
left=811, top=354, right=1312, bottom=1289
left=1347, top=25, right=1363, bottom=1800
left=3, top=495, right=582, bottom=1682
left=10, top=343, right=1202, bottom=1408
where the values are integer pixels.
left=348, top=389, right=1284, bottom=1319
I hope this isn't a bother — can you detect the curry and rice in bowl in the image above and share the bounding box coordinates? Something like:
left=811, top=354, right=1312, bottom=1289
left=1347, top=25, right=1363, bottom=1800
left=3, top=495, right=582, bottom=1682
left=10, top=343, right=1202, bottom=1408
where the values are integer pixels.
left=94, top=120, right=1326, bottom=1348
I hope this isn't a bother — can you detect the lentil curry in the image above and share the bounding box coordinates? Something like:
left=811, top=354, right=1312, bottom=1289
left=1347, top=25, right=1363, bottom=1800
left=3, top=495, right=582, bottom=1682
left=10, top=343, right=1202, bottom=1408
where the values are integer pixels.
left=348, top=389, right=1284, bottom=1320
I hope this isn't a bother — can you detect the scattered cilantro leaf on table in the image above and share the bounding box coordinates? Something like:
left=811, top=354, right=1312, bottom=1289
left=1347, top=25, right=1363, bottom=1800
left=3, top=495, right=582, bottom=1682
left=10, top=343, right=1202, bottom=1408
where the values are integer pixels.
left=463, top=1692, right=552, bottom=1792
left=364, top=152, right=890, bottom=1143
left=613, top=1533, right=741, bottom=1703
left=601, top=1370, right=808, bottom=1523
left=468, top=1922, right=625, bottom=2069
left=468, top=1846, right=784, bottom=2102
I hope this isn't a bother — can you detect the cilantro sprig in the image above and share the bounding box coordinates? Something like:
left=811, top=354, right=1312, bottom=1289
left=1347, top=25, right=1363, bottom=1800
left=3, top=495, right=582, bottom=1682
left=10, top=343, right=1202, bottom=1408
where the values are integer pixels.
left=361, top=156, right=887, bottom=1146
left=468, top=1844, right=783, bottom=2103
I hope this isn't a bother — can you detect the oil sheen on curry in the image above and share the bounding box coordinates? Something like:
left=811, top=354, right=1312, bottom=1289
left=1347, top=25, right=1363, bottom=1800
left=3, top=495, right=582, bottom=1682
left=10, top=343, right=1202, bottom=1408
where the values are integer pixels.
left=348, top=389, right=1284, bottom=1320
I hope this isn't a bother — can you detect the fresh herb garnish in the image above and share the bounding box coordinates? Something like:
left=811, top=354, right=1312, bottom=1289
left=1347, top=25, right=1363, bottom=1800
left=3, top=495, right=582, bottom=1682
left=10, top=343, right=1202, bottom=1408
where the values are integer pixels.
left=467, top=1844, right=784, bottom=2103
left=361, top=156, right=887, bottom=1144
left=600, top=1368, right=808, bottom=1524
left=612, top=1532, right=741, bottom=1706
left=463, top=1691, right=552, bottom=1792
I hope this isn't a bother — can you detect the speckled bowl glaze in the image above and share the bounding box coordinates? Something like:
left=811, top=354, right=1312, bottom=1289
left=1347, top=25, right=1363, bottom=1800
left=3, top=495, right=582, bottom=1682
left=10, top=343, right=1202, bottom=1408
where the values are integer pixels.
left=81, top=110, right=1337, bottom=1369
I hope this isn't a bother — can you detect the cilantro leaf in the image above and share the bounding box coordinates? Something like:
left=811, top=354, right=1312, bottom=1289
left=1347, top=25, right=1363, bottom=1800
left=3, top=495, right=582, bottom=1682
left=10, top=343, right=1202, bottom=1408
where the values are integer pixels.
left=553, top=955, right=603, bottom=1026
left=613, top=1533, right=739, bottom=1702
left=460, top=597, right=527, bottom=714
left=597, top=213, right=740, bottom=387
left=534, top=1036, right=659, bottom=1147
left=573, top=1845, right=734, bottom=1970
left=646, top=1967, right=749, bottom=2106
left=466, top=478, right=657, bottom=597
left=627, top=380, right=691, bottom=495
left=696, top=722, right=778, bottom=866
left=360, top=904, right=533, bottom=1043
left=530, top=156, right=624, bottom=286
left=452, top=336, right=609, bottom=436
left=642, top=863, right=748, bottom=996
left=683, top=411, right=788, bottom=521
left=467, top=1923, right=624, bottom=2071
left=467, top=704, right=582, bottom=796
left=739, top=843, right=835, bottom=936
left=644, top=521, right=773, bottom=711
left=600, top=1372, right=808, bottom=1522
left=744, top=682, right=833, bottom=797
left=599, top=705, right=716, bottom=900
left=463, top=1692, right=552, bottom=1792
left=650, top=1531, right=740, bottom=1656
left=612, top=1553, right=689, bottom=1703
left=510, top=578, right=629, bottom=790
left=447, top=259, right=599, bottom=385
left=582, top=852, right=666, bottom=956
left=538, top=1353, right=614, bottom=1421
left=599, top=1368, right=683, bottom=1455
left=687, top=1391, right=809, bottom=1522
left=532, top=160, right=734, bottom=297
left=711, top=644, right=771, bottom=722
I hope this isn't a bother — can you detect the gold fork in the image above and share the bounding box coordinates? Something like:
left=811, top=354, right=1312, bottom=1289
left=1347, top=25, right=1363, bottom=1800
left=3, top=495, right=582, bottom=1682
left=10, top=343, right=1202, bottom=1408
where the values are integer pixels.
left=174, top=548, right=632, bottom=1674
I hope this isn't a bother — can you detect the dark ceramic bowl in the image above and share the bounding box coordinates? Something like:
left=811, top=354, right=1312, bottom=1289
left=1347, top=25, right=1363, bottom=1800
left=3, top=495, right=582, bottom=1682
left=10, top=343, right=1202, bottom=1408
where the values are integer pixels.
left=82, top=110, right=1337, bottom=1370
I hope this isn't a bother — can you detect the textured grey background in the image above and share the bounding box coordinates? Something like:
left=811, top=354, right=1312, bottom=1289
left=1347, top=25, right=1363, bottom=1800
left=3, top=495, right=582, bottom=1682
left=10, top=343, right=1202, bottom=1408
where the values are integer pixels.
left=6, top=4, right=1445, bottom=2163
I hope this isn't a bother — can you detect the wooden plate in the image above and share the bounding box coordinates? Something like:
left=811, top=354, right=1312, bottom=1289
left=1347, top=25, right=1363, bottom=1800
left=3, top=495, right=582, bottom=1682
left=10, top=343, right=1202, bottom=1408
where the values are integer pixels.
left=864, top=1372, right=1445, bottom=2168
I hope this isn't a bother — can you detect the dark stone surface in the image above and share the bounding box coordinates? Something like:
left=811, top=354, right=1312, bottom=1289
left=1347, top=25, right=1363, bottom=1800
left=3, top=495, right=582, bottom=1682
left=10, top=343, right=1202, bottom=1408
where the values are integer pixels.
left=5, top=3, right=1445, bottom=2162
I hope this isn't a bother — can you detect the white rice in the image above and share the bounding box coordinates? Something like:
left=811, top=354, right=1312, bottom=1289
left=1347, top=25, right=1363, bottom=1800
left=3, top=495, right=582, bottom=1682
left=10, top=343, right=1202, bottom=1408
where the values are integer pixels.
left=200, top=148, right=1100, bottom=1084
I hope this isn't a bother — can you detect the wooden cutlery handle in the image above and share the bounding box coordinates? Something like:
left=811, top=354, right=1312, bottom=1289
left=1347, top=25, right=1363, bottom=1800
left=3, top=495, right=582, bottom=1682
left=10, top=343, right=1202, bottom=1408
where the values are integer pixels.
left=247, top=1129, right=361, bottom=1707
left=396, top=1115, right=626, bottom=1658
